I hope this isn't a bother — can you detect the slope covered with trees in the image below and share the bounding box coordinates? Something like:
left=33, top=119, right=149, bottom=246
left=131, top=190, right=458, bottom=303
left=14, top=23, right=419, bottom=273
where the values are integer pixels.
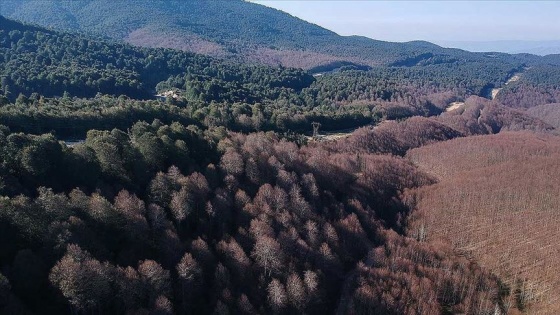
left=1, top=16, right=539, bottom=139
left=405, top=132, right=560, bottom=314
left=526, top=103, right=560, bottom=129
left=1, top=6, right=560, bottom=315
left=0, top=15, right=313, bottom=102
left=0, top=0, right=551, bottom=71
left=0, top=120, right=515, bottom=314
left=496, top=66, right=560, bottom=109
left=329, top=96, right=554, bottom=157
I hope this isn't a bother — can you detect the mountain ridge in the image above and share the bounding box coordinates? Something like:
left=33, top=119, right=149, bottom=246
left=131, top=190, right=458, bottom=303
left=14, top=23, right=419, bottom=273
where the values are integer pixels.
left=0, top=0, right=537, bottom=70
left=436, top=40, right=560, bottom=56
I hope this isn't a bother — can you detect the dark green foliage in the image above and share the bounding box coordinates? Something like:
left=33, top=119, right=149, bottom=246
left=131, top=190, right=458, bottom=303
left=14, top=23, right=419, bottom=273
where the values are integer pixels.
left=0, top=94, right=197, bottom=137
left=0, top=121, right=218, bottom=197
left=0, top=15, right=314, bottom=102
left=157, top=64, right=313, bottom=104
left=0, top=0, right=550, bottom=71
left=497, top=65, right=560, bottom=108
left=304, top=63, right=518, bottom=107
left=2, top=16, right=558, bottom=141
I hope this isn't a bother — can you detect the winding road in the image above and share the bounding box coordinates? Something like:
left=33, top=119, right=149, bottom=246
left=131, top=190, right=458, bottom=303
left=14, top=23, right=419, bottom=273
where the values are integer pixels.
left=491, top=73, right=522, bottom=100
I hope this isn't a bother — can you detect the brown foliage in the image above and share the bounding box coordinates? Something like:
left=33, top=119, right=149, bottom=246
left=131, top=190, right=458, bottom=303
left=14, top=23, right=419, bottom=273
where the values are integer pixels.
left=337, top=96, right=555, bottom=159
left=267, top=278, right=287, bottom=312
left=406, top=132, right=560, bottom=314
left=49, top=245, right=113, bottom=313
left=251, top=236, right=284, bottom=277
left=339, top=231, right=501, bottom=315
left=343, top=116, right=463, bottom=155
left=5, top=129, right=523, bottom=314
left=526, top=103, right=560, bottom=129
left=438, top=96, right=554, bottom=135
left=138, top=260, right=171, bottom=302
left=496, top=84, right=560, bottom=109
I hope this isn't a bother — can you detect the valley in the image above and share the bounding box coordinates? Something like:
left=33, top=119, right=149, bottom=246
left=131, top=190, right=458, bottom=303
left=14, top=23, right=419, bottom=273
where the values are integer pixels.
left=0, top=2, right=559, bottom=315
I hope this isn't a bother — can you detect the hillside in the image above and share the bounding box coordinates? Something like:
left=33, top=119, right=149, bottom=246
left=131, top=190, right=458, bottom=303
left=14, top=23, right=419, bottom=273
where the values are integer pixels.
left=496, top=66, right=560, bottom=109
left=5, top=16, right=553, bottom=139
left=0, top=15, right=313, bottom=101
left=0, top=0, right=548, bottom=70
left=1, top=4, right=560, bottom=315
left=526, top=103, right=560, bottom=129
left=405, top=132, right=560, bottom=314
left=329, top=95, right=555, bottom=157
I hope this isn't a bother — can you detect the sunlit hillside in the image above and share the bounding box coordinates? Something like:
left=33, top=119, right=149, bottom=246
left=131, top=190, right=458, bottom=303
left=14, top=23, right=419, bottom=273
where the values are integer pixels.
left=406, top=132, right=560, bottom=314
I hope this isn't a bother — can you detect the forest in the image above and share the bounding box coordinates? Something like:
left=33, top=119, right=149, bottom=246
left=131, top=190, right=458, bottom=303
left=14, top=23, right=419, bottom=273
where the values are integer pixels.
left=0, top=0, right=465, bottom=68
left=4, top=0, right=560, bottom=70
left=0, top=119, right=518, bottom=315
left=405, top=133, right=560, bottom=314
left=1, top=9, right=560, bottom=315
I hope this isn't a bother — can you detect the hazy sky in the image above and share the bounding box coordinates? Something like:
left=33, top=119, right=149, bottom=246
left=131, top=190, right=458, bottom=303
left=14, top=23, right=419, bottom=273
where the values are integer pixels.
left=252, top=1, right=560, bottom=42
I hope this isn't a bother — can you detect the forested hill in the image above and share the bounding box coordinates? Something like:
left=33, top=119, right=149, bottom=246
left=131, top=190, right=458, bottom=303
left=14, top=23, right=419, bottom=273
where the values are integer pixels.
left=0, top=15, right=314, bottom=101
left=0, top=0, right=541, bottom=70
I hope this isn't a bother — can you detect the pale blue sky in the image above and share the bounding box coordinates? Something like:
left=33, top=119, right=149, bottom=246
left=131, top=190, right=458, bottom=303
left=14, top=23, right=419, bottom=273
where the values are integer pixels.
left=252, top=1, right=560, bottom=42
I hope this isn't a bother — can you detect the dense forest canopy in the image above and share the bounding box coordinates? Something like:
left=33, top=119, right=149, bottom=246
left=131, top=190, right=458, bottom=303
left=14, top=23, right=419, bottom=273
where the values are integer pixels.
left=405, top=133, right=560, bottom=314
left=0, top=4, right=560, bottom=315
left=0, top=15, right=313, bottom=101
left=2, top=0, right=560, bottom=70
left=0, top=119, right=522, bottom=314
left=3, top=15, right=558, bottom=140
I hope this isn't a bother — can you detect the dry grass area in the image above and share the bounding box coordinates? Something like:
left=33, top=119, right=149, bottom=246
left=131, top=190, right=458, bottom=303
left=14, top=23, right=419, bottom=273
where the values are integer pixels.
left=405, top=132, right=560, bottom=314
left=492, top=88, right=501, bottom=100
left=507, top=74, right=521, bottom=84
left=306, top=127, right=360, bottom=142
left=445, top=101, right=465, bottom=112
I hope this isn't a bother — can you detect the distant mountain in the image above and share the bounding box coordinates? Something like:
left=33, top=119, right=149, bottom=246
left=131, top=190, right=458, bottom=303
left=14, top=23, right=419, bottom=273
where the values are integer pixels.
left=435, top=40, right=560, bottom=56
left=0, top=0, right=531, bottom=70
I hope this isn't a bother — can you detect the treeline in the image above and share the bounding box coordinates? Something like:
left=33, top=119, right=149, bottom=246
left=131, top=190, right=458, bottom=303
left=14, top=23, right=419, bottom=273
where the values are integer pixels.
left=0, top=121, right=513, bottom=314
left=0, top=15, right=314, bottom=102
left=0, top=94, right=377, bottom=138
left=1, top=94, right=553, bottom=154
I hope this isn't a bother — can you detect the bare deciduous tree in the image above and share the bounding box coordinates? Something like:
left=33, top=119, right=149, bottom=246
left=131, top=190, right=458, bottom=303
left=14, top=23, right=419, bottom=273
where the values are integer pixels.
left=251, top=236, right=284, bottom=277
